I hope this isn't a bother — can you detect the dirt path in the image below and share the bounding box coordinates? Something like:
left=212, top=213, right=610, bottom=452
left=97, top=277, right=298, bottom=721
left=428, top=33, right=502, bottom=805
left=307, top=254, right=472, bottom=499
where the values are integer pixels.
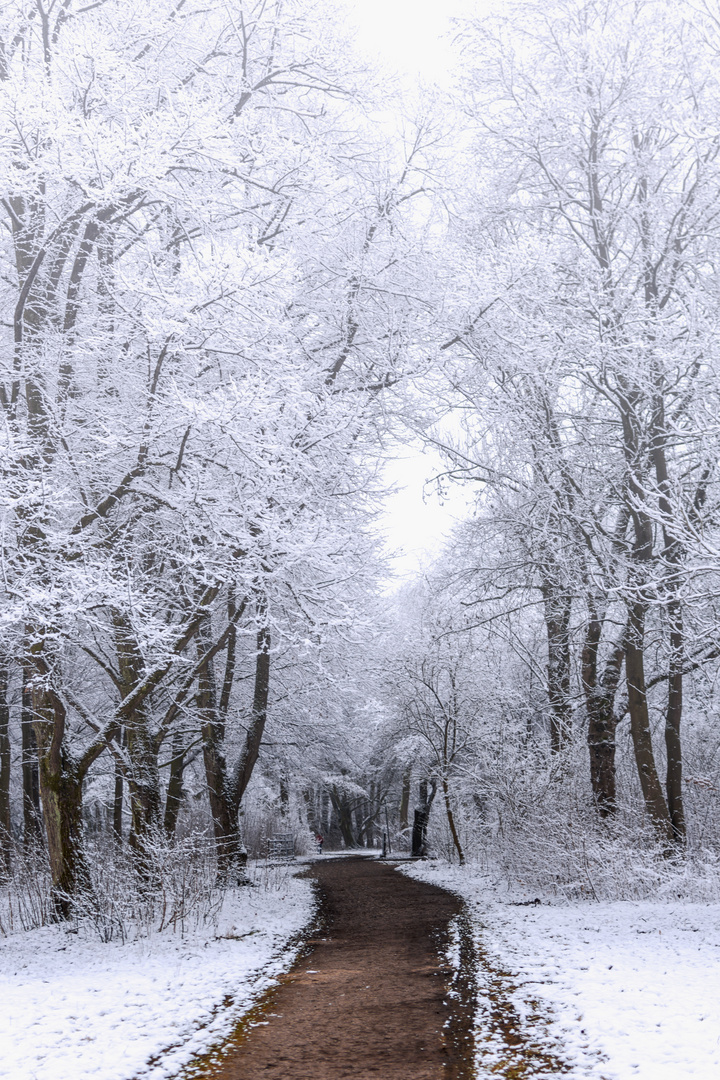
left=183, top=856, right=474, bottom=1079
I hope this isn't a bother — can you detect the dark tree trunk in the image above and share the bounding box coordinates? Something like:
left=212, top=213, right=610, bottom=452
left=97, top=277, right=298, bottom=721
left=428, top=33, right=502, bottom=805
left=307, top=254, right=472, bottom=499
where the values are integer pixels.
left=126, top=725, right=163, bottom=868
left=279, top=776, right=289, bottom=816
left=587, top=701, right=618, bottom=815
left=112, top=728, right=124, bottom=844
left=329, top=787, right=357, bottom=848
left=114, top=615, right=162, bottom=876
left=441, top=776, right=464, bottom=864
left=196, top=614, right=245, bottom=882
left=648, top=330, right=687, bottom=844
left=355, top=801, right=366, bottom=846
left=36, top=749, right=87, bottom=920
left=411, top=779, right=437, bottom=857
left=617, top=376, right=674, bottom=842
left=399, top=767, right=411, bottom=832
left=163, top=729, right=185, bottom=840
left=625, top=602, right=674, bottom=842
left=28, top=669, right=91, bottom=919
left=0, top=665, right=11, bottom=870
left=541, top=582, right=572, bottom=753
left=665, top=597, right=685, bottom=841
left=21, top=671, right=42, bottom=847
left=411, top=810, right=427, bottom=857
left=233, top=623, right=270, bottom=805
left=200, top=698, right=243, bottom=879
left=581, top=614, right=625, bottom=816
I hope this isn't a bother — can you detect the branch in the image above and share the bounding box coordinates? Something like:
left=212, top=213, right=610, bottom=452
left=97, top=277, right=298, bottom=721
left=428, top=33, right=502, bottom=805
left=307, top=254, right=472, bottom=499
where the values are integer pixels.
left=114, top=585, right=220, bottom=723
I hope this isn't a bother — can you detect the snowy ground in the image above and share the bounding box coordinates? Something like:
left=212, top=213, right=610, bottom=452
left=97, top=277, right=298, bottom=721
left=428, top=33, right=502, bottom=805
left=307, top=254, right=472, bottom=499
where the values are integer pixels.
left=0, top=862, right=315, bottom=1080
left=403, top=860, right=720, bottom=1079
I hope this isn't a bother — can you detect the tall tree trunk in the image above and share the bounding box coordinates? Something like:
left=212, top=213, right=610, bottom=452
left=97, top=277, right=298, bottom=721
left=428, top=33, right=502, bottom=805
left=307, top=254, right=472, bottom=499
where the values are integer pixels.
left=329, top=787, right=356, bottom=848
left=279, top=775, right=289, bottom=817
left=163, top=729, right=186, bottom=840
left=0, top=664, right=11, bottom=871
left=35, top=746, right=87, bottom=920
left=197, top=617, right=244, bottom=882
left=399, top=766, right=411, bottom=832
left=233, top=622, right=270, bottom=806
left=441, top=776, right=464, bottom=864
left=21, top=671, right=42, bottom=847
left=114, top=615, right=162, bottom=876
left=645, top=208, right=687, bottom=845
left=617, top=374, right=674, bottom=843
left=541, top=582, right=572, bottom=753
left=126, top=718, right=163, bottom=866
left=112, top=728, right=124, bottom=844
left=355, top=801, right=366, bottom=847
left=581, top=614, right=625, bottom=816
left=27, top=656, right=90, bottom=919
left=665, top=597, right=685, bottom=840
left=625, top=602, right=674, bottom=842
left=411, top=779, right=437, bottom=857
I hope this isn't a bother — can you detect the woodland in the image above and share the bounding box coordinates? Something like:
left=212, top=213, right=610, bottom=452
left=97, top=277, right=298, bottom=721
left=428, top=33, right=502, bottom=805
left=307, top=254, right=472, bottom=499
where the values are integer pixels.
left=3, top=0, right=720, bottom=929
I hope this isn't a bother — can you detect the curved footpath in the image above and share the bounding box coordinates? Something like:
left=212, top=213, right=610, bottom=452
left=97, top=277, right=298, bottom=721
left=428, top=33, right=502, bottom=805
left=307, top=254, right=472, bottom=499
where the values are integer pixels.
left=180, top=856, right=475, bottom=1079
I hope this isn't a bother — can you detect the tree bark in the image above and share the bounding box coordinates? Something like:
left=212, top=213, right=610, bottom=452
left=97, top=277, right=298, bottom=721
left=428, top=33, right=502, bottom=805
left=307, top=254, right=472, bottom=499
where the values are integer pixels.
left=581, top=615, right=625, bottom=815
left=329, top=786, right=357, bottom=848
left=113, top=615, right=162, bottom=874
left=163, top=729, right=186, bottom=840
left=279, top=775, right=289, bottom=817
left=232, top=623, right=271, bottom=806
left=541, top=581, right=572, bottom=753
left=665, top=597, right=685, bottom=840
left=195, top=598, right=267, bottom=883
left=442, top=776, right=464, bottom=864
left=21, top=671, right=42, bottom=847
left=399, top=766, right=411, bottom=831
left=197, top=616, right=244, bottom=882
left=411, top=779, right=437, bottom=857
left=0, top=664, right=11, bottom=870
left=27, top=660, right=91, bottom=918
left=625, top=602, right=674, bottom=842
left=112, top=727, right=124, bottom=844
left=617, top=373, right=674, bottom=842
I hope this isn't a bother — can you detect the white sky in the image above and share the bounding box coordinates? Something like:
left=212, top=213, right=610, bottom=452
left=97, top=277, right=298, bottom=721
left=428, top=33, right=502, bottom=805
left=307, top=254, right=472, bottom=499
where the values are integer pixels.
left=346, top=0, right=480, bottom=580
left=349, top=0, right=467, bottom=81
left=381, top=447, right=473, bottom=581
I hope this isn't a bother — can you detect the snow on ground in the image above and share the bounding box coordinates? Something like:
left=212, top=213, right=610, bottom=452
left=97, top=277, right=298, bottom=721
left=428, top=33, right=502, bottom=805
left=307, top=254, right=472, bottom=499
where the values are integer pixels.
left=0, top=862, right=315, bottom=1080
left=403, top=860, right=720, bottom=1079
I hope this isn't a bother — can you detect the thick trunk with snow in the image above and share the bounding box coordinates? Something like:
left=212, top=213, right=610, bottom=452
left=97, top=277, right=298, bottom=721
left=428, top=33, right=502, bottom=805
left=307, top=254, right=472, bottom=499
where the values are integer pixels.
left=582, top=617, right=625, bottom=815
left=21, top=670, right=42, bottom=846
left=542, top=583, right=572, bottom=753
left=29, top=675, right=90, bottom=919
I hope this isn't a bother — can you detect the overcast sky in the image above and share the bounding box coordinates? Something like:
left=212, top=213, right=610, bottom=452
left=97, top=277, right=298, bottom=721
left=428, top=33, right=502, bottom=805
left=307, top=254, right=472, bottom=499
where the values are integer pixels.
left=346, top=0, right=478, bottom=580
left=350, top=0, right=469, bottom=81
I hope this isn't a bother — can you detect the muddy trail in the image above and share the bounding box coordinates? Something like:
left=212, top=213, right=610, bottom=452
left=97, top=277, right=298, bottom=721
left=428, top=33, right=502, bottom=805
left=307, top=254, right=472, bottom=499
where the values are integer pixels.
left=179, top=856, right=475, bottom=1080
left=175, top=857, right=580, bottom=1080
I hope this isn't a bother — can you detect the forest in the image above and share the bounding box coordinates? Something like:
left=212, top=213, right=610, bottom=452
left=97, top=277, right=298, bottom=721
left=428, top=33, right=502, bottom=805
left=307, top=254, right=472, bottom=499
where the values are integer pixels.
left=2, top=0, right=720, bottom=931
